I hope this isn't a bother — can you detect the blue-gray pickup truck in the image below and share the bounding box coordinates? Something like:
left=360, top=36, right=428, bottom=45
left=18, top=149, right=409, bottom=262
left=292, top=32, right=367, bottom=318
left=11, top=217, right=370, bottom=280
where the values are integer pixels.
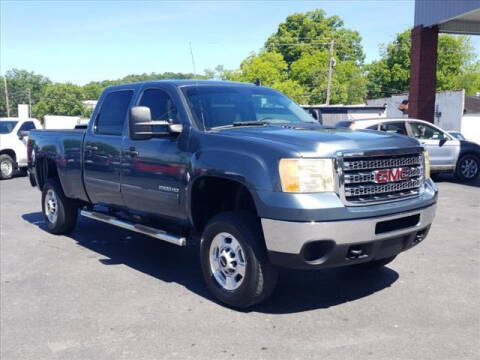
left=28, top=81, right=438, bottom=308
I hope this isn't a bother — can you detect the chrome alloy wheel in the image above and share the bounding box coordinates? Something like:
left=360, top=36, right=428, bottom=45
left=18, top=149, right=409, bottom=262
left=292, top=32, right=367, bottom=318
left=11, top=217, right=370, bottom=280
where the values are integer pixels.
left=0, top=160, right=13, bottom=178
left=44, top=189, right=58, bottom=224
left=209, top=232, right=246, bottom=291
left=461, top=158, right=478, bottom=179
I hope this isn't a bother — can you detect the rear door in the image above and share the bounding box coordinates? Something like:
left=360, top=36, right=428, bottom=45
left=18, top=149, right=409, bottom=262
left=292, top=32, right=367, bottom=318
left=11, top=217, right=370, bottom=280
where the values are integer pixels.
left=83, top=89, right=134, bottom=206
left=407, top=121, right=458, bottom=168
left=120, top=86, right=189, bottom=220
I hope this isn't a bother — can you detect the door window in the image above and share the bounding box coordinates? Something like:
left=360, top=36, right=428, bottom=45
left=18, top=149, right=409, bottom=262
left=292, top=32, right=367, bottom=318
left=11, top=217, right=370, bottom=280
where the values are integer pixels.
left=18, top=121, right=36, bottom=132
left=96, top=90, right=134, bottom=135
left=378, top=122, right=408, bottom=135
left=139, top=88, right=180, bottom=124
left=409, top=122, right=445, bottom=140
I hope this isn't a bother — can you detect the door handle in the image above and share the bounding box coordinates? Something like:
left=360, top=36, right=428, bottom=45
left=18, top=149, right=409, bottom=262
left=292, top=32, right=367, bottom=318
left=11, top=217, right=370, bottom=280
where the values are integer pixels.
left=123, top=146, right=138, bottom=157
left=85, top=145, right=98, bottom=151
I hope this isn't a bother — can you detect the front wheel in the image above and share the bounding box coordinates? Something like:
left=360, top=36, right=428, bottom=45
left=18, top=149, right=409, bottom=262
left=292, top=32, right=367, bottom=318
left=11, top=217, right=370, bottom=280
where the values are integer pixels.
left=456, top=154, right=479, bottom=182
left=0, top=154, right=15, bottom=180
left=41, top=178, right=78, bottom=234
left=200, top=211, right=278, bottom=309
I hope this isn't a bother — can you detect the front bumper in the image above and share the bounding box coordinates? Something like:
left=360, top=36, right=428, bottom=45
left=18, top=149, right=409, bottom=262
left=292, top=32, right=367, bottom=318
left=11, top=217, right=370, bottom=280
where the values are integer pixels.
left=262, top=203, right=436, bottom=269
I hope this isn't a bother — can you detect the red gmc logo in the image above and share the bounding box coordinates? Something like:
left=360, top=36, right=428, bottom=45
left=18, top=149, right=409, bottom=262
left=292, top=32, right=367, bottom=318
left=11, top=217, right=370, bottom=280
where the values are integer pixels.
left=374, top=168, right=407, bottom=184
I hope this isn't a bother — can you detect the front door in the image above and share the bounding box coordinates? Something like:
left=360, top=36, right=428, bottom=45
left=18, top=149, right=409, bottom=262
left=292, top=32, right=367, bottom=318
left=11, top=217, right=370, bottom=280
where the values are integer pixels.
left=121, top=87, right=189, bottom=220
left=83, top=89, right=134, bottom=206
left=407, top=121, right=458, bottom=168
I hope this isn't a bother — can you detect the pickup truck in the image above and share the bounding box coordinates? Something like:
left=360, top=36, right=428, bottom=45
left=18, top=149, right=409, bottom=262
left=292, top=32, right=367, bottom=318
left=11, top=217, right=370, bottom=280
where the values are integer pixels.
left=0, top=117, right=41, bottom=179
left=28, top=80, right=438, bottom=308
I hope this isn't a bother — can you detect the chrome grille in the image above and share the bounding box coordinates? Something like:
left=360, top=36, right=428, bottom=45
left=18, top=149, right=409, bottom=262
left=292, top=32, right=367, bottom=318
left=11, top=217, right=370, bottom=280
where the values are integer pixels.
left=339, top=151, right=424, bottom=205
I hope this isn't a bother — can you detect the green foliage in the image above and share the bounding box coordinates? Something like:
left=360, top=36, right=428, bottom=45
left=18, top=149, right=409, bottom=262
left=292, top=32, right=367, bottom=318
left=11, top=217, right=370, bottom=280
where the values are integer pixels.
left=265, top=9, right=364, bottom=65
left=32, top=83, right=86, bottom=119
left=215, top=9, right=367, bottom=105
left=366, top=30, right=478, bottom=98
left=0, top=69, right=51, bottom=117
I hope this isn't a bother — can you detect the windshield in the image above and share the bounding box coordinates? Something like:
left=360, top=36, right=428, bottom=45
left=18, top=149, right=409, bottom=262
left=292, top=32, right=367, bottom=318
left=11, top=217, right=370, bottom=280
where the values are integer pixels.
left=181, top=85, right=316, bottom=130
left=0, top=121, right=18, bottom=134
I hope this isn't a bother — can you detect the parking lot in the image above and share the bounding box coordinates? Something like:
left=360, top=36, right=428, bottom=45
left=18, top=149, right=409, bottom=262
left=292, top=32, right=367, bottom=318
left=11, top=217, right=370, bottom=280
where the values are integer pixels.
left=0, top=174, right=479, bottom=360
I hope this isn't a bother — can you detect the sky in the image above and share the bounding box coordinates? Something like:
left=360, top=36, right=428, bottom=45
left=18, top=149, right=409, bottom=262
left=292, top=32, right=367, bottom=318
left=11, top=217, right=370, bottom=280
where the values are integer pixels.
left=1, top=0, right=479, bottom=85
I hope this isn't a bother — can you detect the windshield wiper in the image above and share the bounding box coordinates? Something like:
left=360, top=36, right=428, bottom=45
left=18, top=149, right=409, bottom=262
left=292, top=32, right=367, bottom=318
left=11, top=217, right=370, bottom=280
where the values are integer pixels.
left=210, top=121, right=270, bottom=130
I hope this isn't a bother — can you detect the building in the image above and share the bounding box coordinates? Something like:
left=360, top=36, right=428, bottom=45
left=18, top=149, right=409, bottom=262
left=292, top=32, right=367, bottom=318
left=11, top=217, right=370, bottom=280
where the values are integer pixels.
left=367, top=91, right=480, bottom=144
left=410, top=1, right=480, bottom=123
left=301, top=105, right=386, bottom=127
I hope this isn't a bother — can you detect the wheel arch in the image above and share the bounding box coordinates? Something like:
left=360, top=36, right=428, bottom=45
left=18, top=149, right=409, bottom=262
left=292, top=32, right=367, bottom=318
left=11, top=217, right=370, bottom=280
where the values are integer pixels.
left=188, top=175, right=261, bottom=234
left=0, top=148, right=17, bottom=164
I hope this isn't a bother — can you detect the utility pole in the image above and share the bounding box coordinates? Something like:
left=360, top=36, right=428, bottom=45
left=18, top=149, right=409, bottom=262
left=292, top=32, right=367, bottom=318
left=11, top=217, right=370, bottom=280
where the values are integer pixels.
left=326, top=39, right=335, bottom=105
left=3, top=76, right=10, bottom=117
left=27, top=88, right=32, bottom=117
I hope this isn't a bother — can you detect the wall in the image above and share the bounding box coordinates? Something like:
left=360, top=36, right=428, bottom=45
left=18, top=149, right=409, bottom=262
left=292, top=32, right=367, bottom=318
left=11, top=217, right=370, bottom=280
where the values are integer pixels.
left=461, top=115, right=480, bottom=144
left=44, top=115, right=82, bottom=129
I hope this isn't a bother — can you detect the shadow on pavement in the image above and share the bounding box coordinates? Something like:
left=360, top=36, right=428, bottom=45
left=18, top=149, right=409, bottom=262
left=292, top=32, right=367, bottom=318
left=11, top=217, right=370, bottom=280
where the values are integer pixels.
left=23, top=211, right=399, bottom=314
left=432, top=173, right=480, bottom=188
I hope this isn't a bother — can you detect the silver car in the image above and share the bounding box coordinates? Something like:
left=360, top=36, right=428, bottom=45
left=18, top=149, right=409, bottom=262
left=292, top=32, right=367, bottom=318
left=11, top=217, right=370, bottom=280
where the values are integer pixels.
left=341, top=118, right=480, bottom=182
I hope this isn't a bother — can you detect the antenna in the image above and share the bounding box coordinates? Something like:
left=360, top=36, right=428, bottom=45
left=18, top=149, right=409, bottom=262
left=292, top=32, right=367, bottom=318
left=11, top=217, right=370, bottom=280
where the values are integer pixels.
left=189, top=42, right=197, bottom=79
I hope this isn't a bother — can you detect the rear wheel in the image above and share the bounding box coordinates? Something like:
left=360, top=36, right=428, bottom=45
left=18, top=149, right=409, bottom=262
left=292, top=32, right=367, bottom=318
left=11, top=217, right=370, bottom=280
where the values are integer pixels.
left=456, top=154, right=479, bottom=182
left=41, top=178, right=78, bottom=234
left=200, top=211, right=278, bottom=309
left=354, top=255, right=397, bottom=270
left=0, top=154, right=15, bottom=180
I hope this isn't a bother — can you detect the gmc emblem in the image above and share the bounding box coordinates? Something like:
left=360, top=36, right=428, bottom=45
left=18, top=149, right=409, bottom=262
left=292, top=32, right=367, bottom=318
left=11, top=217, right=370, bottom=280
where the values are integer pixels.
left=374, top=168, right=408, bottom=184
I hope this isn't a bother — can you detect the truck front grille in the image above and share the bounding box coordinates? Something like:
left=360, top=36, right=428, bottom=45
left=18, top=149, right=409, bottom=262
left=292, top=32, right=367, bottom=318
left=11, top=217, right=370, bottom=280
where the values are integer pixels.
left=339, top=150, right=424, bottom=205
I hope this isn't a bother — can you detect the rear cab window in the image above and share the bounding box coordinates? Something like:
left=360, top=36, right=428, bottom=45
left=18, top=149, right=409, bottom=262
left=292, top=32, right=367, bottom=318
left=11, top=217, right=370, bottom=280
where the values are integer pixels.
left=95, top=90, right=134, bottom=135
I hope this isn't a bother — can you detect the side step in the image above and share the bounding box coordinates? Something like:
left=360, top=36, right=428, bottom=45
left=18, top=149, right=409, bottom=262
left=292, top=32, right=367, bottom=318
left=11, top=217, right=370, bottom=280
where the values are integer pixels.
left=80, top=210, right=186, bottom=247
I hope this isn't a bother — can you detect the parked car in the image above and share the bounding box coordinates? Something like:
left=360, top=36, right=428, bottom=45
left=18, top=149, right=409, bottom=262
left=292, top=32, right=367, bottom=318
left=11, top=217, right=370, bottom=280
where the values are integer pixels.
left=340, top=118, right=480, bottom=182
left=0, top=117, right=42, bottom=180
left=28, top=81, right=437, bottom=308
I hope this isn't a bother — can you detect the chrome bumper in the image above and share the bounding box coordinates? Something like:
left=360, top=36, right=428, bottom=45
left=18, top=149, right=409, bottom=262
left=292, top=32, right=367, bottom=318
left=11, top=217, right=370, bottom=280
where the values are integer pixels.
left=261, top=203, right=436, bottom=255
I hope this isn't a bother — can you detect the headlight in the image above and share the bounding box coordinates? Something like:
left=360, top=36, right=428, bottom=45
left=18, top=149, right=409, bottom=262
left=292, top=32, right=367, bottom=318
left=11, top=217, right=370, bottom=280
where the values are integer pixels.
left=279, top=158, right=335, bottom=193
left=423, top=150, right=430, bottom=180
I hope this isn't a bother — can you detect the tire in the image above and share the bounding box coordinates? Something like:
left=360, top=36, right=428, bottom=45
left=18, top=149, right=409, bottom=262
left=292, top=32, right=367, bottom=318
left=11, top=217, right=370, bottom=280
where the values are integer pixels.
left=41, top=178, right=78, bottom=234
left=200, top=211, right=278, bottom=309
left=354, top=255, right=397, bottom=270
left=0, top=154, right=15, bottom=180
left=455, top=154, right=480, bottom=182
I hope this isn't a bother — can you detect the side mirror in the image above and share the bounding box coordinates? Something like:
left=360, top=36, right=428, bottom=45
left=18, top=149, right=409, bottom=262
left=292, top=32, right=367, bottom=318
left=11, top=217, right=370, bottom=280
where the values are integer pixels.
left=18, top=130, right=29, bottom=139
left=129, top=106, right=183, bottom=140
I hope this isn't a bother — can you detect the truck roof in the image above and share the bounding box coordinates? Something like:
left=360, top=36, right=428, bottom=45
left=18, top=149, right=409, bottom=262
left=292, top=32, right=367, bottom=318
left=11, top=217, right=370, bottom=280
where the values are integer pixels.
left=104, top=80, right=261, bottom=91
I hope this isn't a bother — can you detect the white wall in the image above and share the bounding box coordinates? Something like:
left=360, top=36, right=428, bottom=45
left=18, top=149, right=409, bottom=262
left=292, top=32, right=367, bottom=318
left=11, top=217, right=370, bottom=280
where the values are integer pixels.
left=44, top=115, right=82, bottom=129
left=461, top=115, right=480, bottom=144
left=434, top=90, right=464, bottom=131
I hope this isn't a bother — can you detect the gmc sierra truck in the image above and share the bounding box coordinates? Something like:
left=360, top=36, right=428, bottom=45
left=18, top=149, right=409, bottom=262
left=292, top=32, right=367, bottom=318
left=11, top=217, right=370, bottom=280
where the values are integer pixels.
left=28, top=81, right=438, bottom=308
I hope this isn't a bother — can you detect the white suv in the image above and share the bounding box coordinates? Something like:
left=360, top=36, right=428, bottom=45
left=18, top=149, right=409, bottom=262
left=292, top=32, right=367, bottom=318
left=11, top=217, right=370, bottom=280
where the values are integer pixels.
left=336, top=118, right=480, bottom=182
left=0, top=118, right=42, bottom=180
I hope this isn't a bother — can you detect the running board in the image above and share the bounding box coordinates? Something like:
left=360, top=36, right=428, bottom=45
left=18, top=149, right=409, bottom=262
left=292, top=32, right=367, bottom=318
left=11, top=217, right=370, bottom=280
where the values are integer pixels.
left=80, top=210, right=186, bottom=247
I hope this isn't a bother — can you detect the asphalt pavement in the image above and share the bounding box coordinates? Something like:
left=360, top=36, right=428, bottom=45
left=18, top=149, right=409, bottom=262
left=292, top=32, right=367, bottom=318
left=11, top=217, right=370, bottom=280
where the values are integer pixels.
left=1, top=173, right=479, bottom=360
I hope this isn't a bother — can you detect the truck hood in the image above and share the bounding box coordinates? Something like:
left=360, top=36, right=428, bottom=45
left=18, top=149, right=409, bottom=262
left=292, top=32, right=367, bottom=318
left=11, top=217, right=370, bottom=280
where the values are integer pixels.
left=213, top=124, right=421, bottom=157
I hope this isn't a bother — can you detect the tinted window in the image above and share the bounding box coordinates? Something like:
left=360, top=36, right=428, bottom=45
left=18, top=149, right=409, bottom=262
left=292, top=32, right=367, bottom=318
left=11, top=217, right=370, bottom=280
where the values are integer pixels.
left=19, top=121, right=36, bottom=132
left=366, top=124, right=378, bottom=130
left=139, top=89, right=179, bottom=124
left=379, top=122, right=407, bottom=135
left=409, top=122, right=445, bottom=140
left=182, top=86, right=315, bottom=129
left=96, top=90, right=133, bottom=135
left=0, top=121, right=18, bottom=134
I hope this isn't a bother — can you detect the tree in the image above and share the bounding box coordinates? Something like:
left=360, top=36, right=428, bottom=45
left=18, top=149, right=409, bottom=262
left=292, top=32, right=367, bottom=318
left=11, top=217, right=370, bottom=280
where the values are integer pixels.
left=366, top=30, right=478, bottom=98
left=265, top=9, right=364, bottom=66
left=216, top=9, right=367, bottom=105
left=0, top=69, right=51, bottom=117
left=32, top=83, right=87, bottom=120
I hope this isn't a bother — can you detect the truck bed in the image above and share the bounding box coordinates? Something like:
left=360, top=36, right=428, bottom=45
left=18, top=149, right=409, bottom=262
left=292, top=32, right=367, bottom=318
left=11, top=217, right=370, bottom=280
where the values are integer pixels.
left=28, top=128, right=88, bottom=202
